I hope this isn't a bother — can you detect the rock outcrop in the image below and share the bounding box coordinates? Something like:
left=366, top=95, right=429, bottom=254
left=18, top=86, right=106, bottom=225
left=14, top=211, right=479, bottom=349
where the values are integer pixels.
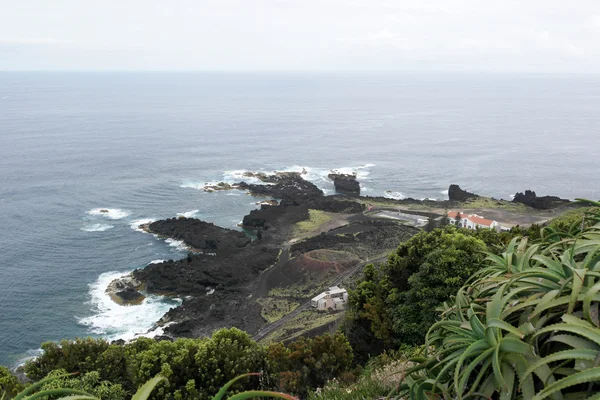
left=448, top=184, right=479, bottom=202
left=328, top=172, right=360, bottom=195
left=106, top=275, right=145, bottom=305
left=512, top=190, right=571, bottom=210
left=147, top=218, right=251, bottom=253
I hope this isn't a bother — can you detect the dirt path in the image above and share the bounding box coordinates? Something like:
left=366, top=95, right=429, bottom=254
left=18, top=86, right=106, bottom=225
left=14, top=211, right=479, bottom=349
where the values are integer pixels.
left=255, top=245, right=292, bottom=298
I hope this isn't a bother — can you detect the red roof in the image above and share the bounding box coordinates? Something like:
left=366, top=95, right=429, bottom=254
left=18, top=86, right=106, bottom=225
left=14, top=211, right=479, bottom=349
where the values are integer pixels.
left=448, top=211, right=495, bottom=227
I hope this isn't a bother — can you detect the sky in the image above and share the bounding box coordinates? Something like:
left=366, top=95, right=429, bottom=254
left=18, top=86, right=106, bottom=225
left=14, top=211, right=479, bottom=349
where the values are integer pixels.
left=1, top=0, right=600, bottom=72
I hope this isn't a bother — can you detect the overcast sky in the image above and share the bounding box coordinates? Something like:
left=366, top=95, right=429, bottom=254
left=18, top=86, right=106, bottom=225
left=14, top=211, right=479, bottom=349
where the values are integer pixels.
left=1, top=0, right=600, bottom=72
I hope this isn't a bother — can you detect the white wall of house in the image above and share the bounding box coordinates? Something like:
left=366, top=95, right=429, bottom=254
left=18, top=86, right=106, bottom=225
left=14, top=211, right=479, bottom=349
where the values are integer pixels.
left=449, top=215, right=498, bottom=230
left=311, top=287, right=348, bottom=310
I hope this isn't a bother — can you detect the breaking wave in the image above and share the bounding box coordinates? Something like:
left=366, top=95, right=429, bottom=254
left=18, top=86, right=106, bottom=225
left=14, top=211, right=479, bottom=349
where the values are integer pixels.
left=78, top=271, right=181, bottom=342
left=176, top=210, right=199, bottom=218
left=81, top=223, right=114, bottom=232
left=87, top=208, right=131, bottom=220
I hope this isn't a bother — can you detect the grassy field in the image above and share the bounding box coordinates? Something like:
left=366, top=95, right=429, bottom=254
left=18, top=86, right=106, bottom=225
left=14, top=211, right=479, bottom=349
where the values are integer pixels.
left=360, top=196, right=533, bottom=213
left=256, top=298, right=300, bottom=323
left=260, top=308, right=344, bottom=343
left=455, top=197, right=531, bottom=211
left=293, top=209, right=333, bottom=236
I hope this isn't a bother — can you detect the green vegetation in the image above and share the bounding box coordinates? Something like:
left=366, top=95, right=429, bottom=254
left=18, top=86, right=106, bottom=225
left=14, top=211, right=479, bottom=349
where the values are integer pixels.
left=261, top=309, right=343, bottom=343
left=266, top=333, right=353, bottom=397
left=388, top=202, right=600, bottom=398
left=4, top=202, right=599, bottom=400
left=256, top=298, right=299, bottom=323
left=293, top=209, right=332, bottom=236
left=2, top=329, right=353, bottom=400
left=0, top=366, right=24, bottom=399
left=344, top=225, right=536, bottom=361
left=457, top=196, right=531, bottom=211
left=10, top=372, right=293, bottom=400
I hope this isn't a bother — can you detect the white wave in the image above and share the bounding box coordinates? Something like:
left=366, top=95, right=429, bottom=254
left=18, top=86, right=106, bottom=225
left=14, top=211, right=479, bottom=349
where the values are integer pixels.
left=177, top=210, right=199, bottom=218
left=13, top=348, right=43, bottom=369
left=384, top=191, right=405, bottom=200
left=87, top=208, right=131, bottom=220
left=78, top=271, right=181, bottom=342
left=81, top=223, right=114, bottom=232
left=149, top=259, right=166, bottom=264
left=130, top=218, right=156, bottom=232
left=165, top=238, right=187, bottom=251
left=180, top=182, right=205, bottom=190
left=183, top=164, right=375, bottom=195
left=137, top=322, right=176, bottom=339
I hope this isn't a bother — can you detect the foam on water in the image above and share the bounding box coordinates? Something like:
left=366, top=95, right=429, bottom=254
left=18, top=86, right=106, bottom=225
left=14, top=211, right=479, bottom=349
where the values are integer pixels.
left=165, top=238, right=187, bottom=251
left=384, top=191, right=405, bottom=200
left=180, top=182, right=205, bottom=190
left=130, top=218, right=156, bottom=232
left=177, top=210, right=199, bottom=218
left=78, top=271, right=181, bottom=341
left=181, top=164, right=375, bottom=196
left=149, top=259, right=166, bottom=264
left=87, top=208, right=131, bottom=220
left=81, top=223, right=114, bottom=232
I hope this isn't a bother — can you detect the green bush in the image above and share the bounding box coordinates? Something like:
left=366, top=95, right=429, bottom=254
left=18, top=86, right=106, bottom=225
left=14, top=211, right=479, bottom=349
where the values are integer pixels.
left=346, top=226, right=495, bottom=361
left=393, top=203, right=600, bottom=398
left=266, top=332, right=353, bottom=396
left=0, top=366, right=24, bottom=399
left=21, top=329, right=354, bottom=399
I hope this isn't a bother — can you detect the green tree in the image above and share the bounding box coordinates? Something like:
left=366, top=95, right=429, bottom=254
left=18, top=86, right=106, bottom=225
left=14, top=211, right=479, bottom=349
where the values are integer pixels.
left=392, top=204, right=600, bottom=399
left=36, top=369, right=127, bottom=400
left=0, top=366, right=24, bottom=399
left=346, top=227, right=488, bottom=357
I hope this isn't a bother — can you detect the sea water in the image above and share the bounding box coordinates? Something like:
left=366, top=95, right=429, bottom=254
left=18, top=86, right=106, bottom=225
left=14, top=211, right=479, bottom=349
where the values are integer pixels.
left=1, top=71, right=599, bottom=366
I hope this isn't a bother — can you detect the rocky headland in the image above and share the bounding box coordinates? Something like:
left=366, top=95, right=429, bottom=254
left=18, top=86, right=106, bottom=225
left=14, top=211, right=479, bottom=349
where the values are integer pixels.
left=115, top=170, right=579, bottom=341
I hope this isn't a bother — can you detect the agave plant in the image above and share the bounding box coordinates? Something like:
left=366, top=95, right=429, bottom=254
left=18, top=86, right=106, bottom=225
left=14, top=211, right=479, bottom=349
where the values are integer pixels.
left=10, top=372, right=294, bottom=400
left=389, top=203, right=600, bottom=399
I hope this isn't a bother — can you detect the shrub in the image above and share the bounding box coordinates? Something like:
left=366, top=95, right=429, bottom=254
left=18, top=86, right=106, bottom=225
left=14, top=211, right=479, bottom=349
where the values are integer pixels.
left=392, top=203, right=600, bottom=398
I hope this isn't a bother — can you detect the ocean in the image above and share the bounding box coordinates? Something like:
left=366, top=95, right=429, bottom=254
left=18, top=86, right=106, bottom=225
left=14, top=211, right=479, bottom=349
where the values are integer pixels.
left=1, top=71, right=599, bottom=367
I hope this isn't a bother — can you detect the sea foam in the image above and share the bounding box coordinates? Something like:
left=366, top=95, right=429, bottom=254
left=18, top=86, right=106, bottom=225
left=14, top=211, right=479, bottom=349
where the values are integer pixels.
left=81, top=223, right=114, bottom=232
left=87, top=208, right=131, bottom=220
left=78, top=271, right=181, bottom=342
left=130, top=218, right=156, bottom=232
left=384, top=191, right=405, bottom=200
left=165, top=238, right=187, bottom=251
left=176, top=210, right=199, bottom=218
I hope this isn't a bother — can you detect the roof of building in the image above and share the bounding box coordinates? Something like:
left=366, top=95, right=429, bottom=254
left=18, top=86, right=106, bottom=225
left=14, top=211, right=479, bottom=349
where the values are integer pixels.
left=311, top=292, right=327, bottom=302
left=448, top=211, right=495, bottom=227
left=312, top=287, right=347, bottom=302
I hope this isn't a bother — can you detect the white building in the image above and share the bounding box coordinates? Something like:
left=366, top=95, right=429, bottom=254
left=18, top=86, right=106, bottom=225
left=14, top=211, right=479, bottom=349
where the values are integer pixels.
left=311, top=286, right=348, bottom=311
left=448, top=211, right=500, bottom=230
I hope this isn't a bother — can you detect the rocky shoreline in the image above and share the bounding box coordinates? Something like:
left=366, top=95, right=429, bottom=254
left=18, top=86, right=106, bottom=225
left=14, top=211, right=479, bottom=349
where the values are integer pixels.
left=109, top=168, right=579, bottom=340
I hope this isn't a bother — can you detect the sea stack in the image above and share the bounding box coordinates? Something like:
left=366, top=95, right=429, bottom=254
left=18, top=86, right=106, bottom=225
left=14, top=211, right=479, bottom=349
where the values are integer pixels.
left=328, top=172, right=360, bottom=195
left=448, top=184, right=479, bottom=202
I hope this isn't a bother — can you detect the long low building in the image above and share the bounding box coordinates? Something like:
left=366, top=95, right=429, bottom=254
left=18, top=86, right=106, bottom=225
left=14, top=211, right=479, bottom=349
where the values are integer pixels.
left=311, top=286, right=348, bottom=311
left=447, top=211, right=508, bottom=231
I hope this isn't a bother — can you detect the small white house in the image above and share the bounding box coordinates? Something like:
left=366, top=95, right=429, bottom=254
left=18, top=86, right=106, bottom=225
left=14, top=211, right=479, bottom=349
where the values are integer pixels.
left=448, top=211, right=500, bottom=230
left=311, top=286, right=348, bottom=311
